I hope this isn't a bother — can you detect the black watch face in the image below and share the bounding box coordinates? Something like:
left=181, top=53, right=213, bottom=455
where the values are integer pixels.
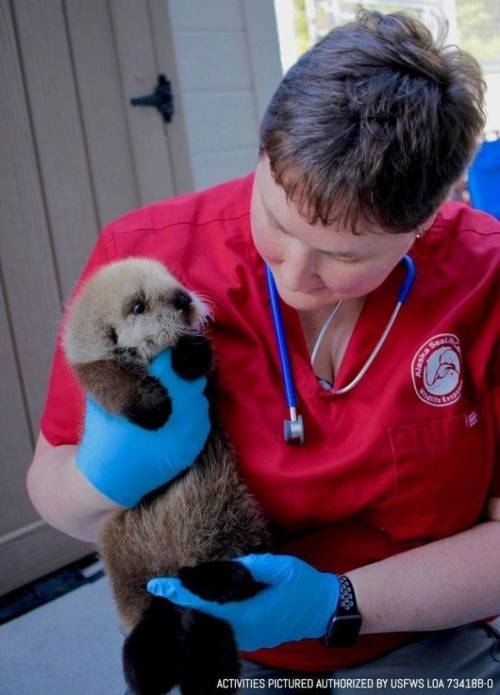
left=325, top=614, right=362, bottom=647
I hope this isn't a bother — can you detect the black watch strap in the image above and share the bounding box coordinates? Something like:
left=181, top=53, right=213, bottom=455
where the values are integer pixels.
left=322, top=575, right=362, bottom=647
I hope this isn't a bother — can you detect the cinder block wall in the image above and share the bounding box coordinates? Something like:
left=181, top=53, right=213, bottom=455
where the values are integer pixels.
left=167, top=0, right=283, bottom=189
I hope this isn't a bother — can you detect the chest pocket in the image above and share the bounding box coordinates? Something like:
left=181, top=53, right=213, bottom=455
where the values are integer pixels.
left=385, top=400, right=494, bottom=544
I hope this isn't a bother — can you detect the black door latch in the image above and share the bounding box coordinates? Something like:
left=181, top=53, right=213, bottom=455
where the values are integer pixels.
left=130, top=74, right=174, bottom=123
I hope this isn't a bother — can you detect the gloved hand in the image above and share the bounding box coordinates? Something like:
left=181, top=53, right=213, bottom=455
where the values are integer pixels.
left=75, top=348, right=210, bottom=507
left=147, top=553, right=340, bottom=651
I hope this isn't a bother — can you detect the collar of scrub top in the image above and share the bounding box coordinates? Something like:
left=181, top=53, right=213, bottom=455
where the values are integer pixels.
left=265, top=255, right=416, bottom=444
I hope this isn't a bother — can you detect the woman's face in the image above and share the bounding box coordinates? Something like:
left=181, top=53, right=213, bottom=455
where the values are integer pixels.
left=251, top=156, right=433, bottom=312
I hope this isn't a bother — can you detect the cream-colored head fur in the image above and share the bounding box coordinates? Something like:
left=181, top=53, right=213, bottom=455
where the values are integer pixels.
left=63, top=257, right=210, bottom=365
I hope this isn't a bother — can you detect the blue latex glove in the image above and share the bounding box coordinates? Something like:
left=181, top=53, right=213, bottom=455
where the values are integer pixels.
left=75, top=348, right=210, bottom=507
left=147, top=553, right=340, bottom=651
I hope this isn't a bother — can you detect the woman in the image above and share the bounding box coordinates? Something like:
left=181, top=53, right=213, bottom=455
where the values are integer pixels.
left=28, top=9, right=499, bottom=693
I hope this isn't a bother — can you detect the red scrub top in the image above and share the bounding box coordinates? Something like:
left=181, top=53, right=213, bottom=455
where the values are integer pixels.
left=40, top=173, right=500, bottom=672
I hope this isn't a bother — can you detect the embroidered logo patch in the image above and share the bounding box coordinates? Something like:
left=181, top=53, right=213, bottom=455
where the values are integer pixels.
left=411, top=333, right=463, bottom=407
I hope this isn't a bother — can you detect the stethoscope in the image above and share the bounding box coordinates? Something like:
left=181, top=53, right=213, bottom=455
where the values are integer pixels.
left=265, top=255, right=416, bottom=444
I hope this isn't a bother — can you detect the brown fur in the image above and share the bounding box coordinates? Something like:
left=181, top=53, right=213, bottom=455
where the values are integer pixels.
left=74, top=360, right=152, bottom=415
left=100, top=428, right=270, bottom=630
left=63, top=258, right=271, bottom=686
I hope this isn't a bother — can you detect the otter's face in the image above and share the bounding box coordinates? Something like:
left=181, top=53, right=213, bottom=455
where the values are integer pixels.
left=64, top=258, right=212, bottom=366
left=114, top=281, right=209, bottom=362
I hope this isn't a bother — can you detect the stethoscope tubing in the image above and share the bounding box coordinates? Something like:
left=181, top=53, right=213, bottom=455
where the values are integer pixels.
left=266, top=255, right=416, bottom=442
left=330, top=254, right=416, bottom=394
left=265, top=263, right=298, bottom=410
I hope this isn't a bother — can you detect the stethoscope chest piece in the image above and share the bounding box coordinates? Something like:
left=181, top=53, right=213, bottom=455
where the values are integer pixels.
left=284, top=414, right=304, bottom=444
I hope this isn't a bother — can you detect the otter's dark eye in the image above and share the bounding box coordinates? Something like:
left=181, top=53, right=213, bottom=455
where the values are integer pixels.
left=132, top=301, right=145, bottom=315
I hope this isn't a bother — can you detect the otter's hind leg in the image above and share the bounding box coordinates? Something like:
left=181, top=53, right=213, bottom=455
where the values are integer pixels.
left=178, top=560, right=268, bottom=602
left=122, top=597, right=182, bottom=695
left=179, top=610, right=240, bottom=695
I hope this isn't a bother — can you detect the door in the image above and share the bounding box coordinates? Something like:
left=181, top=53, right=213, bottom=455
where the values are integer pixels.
left=0, top=0, right=190, bottom=595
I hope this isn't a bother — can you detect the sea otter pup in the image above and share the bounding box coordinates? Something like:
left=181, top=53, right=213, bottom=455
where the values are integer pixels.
left=63, top=257, right=271, bottom=695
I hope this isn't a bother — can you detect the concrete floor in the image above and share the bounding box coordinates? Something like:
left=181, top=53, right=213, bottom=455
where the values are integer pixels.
left=0, top=568, right=127, bottom=695
left=2, top=564, right=499, bottom=695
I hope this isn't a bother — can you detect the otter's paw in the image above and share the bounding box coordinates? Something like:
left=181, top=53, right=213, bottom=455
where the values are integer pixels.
left=178, top=560, right=268, bottom=603
left=123, top=376, right=172, bottom=430
left=171, top=334, right=214, bottom=380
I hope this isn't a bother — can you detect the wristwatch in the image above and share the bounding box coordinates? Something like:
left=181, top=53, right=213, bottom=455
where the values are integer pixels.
left=322, top=575, right=362, bottom=647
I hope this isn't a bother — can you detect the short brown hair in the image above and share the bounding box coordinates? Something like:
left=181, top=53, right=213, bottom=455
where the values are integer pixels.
left=259, top=9, right=486, bottom=233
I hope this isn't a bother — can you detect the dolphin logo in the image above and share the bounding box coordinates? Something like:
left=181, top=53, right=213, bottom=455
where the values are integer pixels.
left=412, top=334, right=462, bottom=406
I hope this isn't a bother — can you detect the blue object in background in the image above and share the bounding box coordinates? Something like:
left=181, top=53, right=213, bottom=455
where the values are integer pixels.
left=467, top=138, right=500, bottom=219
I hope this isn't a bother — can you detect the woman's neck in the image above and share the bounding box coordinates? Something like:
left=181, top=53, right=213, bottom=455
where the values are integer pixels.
left=298, top=296, right=365, bottom=384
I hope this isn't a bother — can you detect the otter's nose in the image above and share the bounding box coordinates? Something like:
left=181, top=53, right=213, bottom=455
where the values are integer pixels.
left=172, top=289, right=192, bottom=311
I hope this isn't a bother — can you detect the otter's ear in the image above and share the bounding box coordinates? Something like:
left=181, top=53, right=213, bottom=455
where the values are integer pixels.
left=171, top=335, right=214, bottom=381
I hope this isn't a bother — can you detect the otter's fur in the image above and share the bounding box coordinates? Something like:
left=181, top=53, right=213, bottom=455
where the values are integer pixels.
left=100, top=432, right=271, bottom=629
left=63, top=258, right=271, bottom=695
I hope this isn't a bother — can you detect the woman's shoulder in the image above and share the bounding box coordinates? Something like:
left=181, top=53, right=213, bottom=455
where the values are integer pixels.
left=433, top=200, right=500, bottom=254
left=104, top=172, right=255, bottom=243
left=414, top=201, right=499, bottom=288
left=99, top=172, right=257, bottom=309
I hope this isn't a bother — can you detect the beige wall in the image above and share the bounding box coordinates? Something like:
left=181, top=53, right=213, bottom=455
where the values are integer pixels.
left=166, top=0, right=283, bottom=189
